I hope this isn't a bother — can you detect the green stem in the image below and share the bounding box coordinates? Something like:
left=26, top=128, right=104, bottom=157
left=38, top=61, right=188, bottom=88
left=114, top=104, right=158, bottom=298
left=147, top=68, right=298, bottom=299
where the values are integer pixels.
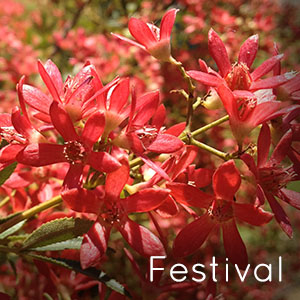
left=0, top=195, right=62, bottom=234
left=169, top=57, right=195, bottom=132
left=129, top=115, right=230, bottom=169
left=0, top=196, right=10, bottom=209
left=181, top=115, right=229, bottom=142
left=190, top=138, right=231, bottom=161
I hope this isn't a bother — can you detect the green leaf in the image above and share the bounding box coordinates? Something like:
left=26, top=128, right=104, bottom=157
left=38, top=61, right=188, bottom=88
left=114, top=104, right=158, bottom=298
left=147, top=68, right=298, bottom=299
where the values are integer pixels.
left=0, top=162, right=17, bottom=186
left=28, top=254, right=131, bottom=297
left=0, top=220, right=26, bottom=239
left=22, top=217, right=93, bottom=250
left=30, top=237, right=83, bottom=251
left=0, top=212, right=22, bottom=225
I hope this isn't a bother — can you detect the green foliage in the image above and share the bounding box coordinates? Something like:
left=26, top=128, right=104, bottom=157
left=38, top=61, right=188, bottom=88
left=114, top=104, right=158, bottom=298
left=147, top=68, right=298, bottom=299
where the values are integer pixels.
left=0, top=162, right=17, bottom=186
left=29, top=254, right=131, bottom=297
left=22, top=217, right=93, bottom=250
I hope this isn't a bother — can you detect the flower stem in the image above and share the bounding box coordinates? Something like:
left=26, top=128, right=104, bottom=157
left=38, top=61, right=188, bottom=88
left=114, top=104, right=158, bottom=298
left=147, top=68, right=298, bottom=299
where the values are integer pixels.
left=190, top=138, right=231, bottom=160
left=181, top=115, right=229, bottom=141
left=169, top=57, right=195, bottom=132
left=0, top=195, right=62, bottom=234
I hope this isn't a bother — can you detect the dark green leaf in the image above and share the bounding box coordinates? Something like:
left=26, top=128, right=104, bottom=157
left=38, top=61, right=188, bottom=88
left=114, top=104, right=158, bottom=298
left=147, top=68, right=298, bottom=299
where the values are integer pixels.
left=28, top=254, right=131, bottom=297
left=0, top=162, right=17, bottom=186
left=0, top=220, right=26, bottom=239
left=22, top=217, right=93, bottom=250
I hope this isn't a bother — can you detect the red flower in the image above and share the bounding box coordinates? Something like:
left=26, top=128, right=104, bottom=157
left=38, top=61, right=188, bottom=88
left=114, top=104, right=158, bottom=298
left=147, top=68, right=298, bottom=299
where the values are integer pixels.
left=167, top=160, right=273, bottom=269
left=216, top=83, right=284, bottom=146
left=187, top=29, right=296, bottom=92
left=62, top=159, right=169, bottom=269
left=112, top=9, right=178, bottom=62
left=241, top=124, right=299, bottom=238
left=21, top=60, right=118, bottom=123
left=16, top=101, right=121, bottom=187
left=113, top=90, right=184, bottom=179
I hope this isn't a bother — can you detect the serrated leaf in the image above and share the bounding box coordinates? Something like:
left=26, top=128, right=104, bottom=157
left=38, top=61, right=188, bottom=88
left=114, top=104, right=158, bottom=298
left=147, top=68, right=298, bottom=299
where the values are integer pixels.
left=0, top=220, right=26, bottom=239
left=22, top=217, right=93, bottom=250
left=0, top=162, right=17, bottom=186
left=31, top=237, right=83, bottom=251
left=28, top=254, right=131, bottom=297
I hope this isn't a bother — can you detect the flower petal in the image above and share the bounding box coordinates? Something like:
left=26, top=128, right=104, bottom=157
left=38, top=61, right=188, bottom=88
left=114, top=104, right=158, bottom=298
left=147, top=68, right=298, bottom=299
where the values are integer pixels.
left=266, top=192, right=293, bottom=238
left=22, top=84, right=52, bottom=115
left=132, top=91, right=159, bottom=126
left=164, top=122, right=185, bottom=136
left=104, top=158, right=128, bottom=200
left=187, top=70, right=224, bottom=87
left=222, top=219, right=248, bottom=270
left=234, top=203, right=273, bottom=226
left=238, top=34, right=259, bottom=68
left=241, top=153, right=258, bottom=178
left=247, top=101, right=281, bottom=128
left=213, top=160, right=241, bottom=200
left=173, top=214, right=215, bottom=258
left=279, top=188, right=300, bottom=210
left=111, top=33, right=147, bottom=51
left=147, top=134, right=184, bottom=153
left=155, top=195, right=179, bottom=218
left=123, top=188, right=169, bottom=213
left=250, top=72, right=296, bottom=91
left=44, top=59, right=64, bottom=98
left=80, top=222, right=110, bottom=269
left=118, top=217, right=165, bottom=257
left=37, top=60, right=61, bottom=103
left=257, top=123, right=271, bottom=168
left=11, top=106, right=34, bottom=139
left=63, top=164, right=83, bottom=190
left=251, top=54, right=284, bottom=81
left=167, top=182, right=213, bottom=208
left=128, top=18, right=157, bottom=48
left=16, top=143, right=65, bottom=166
left=160, top=9, right=179, bottom=41
left=140, top=154, right=170, bottom=180
left=216, top=84, right=238, bottom=121
left=151, top=104, right=166, bottom=129
left=208, top=29, right=231, bottom=77
left=88, top=151, right=121, bottom=174
left=269, top=129, right=293, bottom=165
left=81, top=112, right=105, bottom=149
left=109, top=78, right=130, bottom=113
left=0, top=144, right=24, bottom=164
left=50, top=102, right=79, bottom=141
left=62, top=187, right=103, bottom=214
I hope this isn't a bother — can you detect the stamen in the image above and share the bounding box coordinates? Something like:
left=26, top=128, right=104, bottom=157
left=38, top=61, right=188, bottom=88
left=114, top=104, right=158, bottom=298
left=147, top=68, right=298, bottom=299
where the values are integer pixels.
left=63, top=140, right=86, bottom=164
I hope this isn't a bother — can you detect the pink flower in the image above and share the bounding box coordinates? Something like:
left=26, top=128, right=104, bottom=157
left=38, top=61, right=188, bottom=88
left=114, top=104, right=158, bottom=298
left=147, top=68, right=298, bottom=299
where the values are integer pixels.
left=187, top=29, right=296, bottom=92
left=216, top=83, right=285, bottom=146
left=112, top=9, right=178, bottom=62
left=16, top=102, right=121, bottom=188
left=167, top=160, right=273, bottom=269
left=241, top=124, right=299, bottom=238
left=21, top=60, right=119, bottom=123
left=62, top=159, right=169, bottom=269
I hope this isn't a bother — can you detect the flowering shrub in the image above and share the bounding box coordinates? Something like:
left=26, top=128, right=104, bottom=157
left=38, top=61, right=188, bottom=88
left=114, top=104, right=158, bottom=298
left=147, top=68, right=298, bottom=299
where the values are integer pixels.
left=0, top=0, right=299, bottom=299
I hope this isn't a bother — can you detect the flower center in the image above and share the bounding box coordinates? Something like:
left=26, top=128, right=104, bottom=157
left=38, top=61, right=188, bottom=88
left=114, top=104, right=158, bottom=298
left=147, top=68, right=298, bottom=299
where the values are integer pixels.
left=259, top=166, right=296, bottom=193
left=63, top=140, right=86, bottom=164
left=101, top=204, right=123, bottom=225
left=207, top=199, right=233, bottom=223
left=236, top=95, right=257, bottom=121
left=225, top=63, right=252, bottom=90
left=135, top=126, right=158, bottom=150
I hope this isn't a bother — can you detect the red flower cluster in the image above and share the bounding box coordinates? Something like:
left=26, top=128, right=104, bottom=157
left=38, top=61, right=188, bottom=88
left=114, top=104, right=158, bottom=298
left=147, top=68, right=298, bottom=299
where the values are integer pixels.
left=0, top=4, right=299, bottom=300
